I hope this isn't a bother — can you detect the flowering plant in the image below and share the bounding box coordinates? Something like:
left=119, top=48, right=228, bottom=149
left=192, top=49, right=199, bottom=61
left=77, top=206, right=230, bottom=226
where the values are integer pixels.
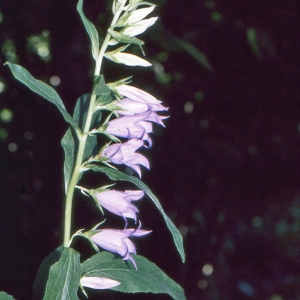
left=3, top=0, right=185, bottom=299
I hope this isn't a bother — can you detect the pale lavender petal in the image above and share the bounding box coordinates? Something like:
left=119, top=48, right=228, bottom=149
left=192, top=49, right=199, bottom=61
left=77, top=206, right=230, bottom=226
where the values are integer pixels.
left=80, top=277, right=120, bottom=289
left=146, top=111, right=168, bottom=127
left=116, top=85, right=162, bottom=105
left=91, top=230, right=128, bottom=257
left=121, top=138, right=144, bottom=151
left=124, top=238, right=136, bottom=254
left=124, top=190, right=144, bottom=201
left=96, top=190, right=139, bottom=221
left=116, top=98, right=149, bottom=115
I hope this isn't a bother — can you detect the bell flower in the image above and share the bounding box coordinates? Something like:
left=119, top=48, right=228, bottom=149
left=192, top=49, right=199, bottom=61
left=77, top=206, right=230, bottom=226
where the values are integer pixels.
left=115, top=85, right=168, bottom=112
left=100, top=138, right=149, bottom=178
left=80, top=276, right=120, bottom=289
left=112, top=98, right=167, bottom=127
left=96, top=189, right=144, bottom=222
left=105, top=110, right=153, bottom=146
left=90, top=227, right=151, bottom=270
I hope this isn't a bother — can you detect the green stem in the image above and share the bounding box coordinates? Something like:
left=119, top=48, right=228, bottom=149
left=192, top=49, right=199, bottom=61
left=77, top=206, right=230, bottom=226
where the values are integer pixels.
left=63, top=1, right=127, bottom=247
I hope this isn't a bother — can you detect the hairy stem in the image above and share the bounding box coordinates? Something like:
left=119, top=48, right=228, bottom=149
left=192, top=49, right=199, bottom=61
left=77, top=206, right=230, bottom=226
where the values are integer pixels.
left=63, top=1, right=127, bottom=247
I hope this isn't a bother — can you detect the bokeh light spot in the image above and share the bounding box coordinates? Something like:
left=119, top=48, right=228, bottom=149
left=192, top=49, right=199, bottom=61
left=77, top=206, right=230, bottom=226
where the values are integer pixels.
left=202, top=263, right=213, bottom=276
left=200, top=119, right=209, bottom=130
left=8, top=142, right=17, bottom=152
left=197, top=279, right=208, bottom=289
left=24, top=131, right=34, bottom=140
left=184, top=101, right=194, bottom=114
left=37, top=45, right=49, bottom=57
left=0, top=128, right=8, bottom=140
left=0, top=108, right=13, bottom=122
left=50, top=76, right=61, bottom=86
left=194, top=91, right=204, bottom=101
left=157, top=52, right=168, bottom=62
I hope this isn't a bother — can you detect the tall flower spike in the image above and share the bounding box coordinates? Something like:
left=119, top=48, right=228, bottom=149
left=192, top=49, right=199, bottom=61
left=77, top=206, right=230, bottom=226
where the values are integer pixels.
left=90, top=226, right=151, bottom=270
left=100, top=138, right=149, bottom=178
left=95, top=189, right=144, bottom=223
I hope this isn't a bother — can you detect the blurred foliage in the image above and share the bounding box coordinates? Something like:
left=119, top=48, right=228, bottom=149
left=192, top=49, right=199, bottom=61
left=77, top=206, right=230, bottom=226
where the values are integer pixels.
left=0, top=0, right=299, bottom=299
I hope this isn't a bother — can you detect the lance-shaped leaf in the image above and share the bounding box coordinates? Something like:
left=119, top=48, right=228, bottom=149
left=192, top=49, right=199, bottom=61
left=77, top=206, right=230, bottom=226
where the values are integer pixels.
left=87, top=166, right=185, bottom=262
left=108, top=28, right=144, bottom=46
left=123, top=17, right=158, bottom=37
left=77, top=0, right=99, bottom=60
left=105, top=49, right=151, bottom=67
left=125, top=5, right=156, bottom=24
left=61, top=129, right=76, bottom=195
left=0, top=292, right=16, bottom=300
left=5, top=62, right=78, bottom=128
left=81, top=251, right=186, bottom=300
left=33, top=246, right=63, bottom=300
left=43, top=248, right=81, bottom=300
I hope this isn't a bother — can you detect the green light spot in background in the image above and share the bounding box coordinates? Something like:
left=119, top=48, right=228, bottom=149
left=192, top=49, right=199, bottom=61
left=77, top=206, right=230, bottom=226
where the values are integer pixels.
left=158, top=73, right=172, bottom=84
left=211, top=11, right=223, bottom=22
left=0, top=128, right=8, bottom=139
left=0, top=108, right=13, bottom=122
left=0, top=80, right=6, bottom=93
left=0, top=12, right=3, bottom=24
left=2, top=39, right=19, bottom=63
left=194, top=91, right=204, bottom=101
left=247, top=27, right=261, bottom=58
left=157, top=52, right=168, bottom=62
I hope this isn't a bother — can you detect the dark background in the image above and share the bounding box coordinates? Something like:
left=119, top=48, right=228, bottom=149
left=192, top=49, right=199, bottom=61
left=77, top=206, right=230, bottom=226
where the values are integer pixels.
left=0, top=0, right=299, bottom=299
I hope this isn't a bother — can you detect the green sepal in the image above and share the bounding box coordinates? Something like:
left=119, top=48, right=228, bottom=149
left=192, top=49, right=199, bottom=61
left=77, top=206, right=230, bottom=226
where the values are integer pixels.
left=5, top=62, right=78, bottom=129
left=77, top=0, right=99, bottom=60
left=43, top=248, right=81, bottom=300
left=93, top=75, right=110, bottom=95
left=86, top=166, right=185, bottom=263
left=81, top=251, right=186, bottom=300
left=108, top=28, right=144, bottom=46
left=93, top=75, right=115, bottom=105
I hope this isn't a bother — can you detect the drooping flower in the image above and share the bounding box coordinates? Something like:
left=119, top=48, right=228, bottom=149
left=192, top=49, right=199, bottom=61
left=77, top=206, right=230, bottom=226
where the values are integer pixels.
left=115, top=85, right=168, bottom=113
left=104, top=111, right=153, bottom=146
left=80, top=276, right=120, bottom=289
left=100, top=138, right=149, bottom=178
left=96, top=189, right=144, bottom=222
left=90, top=227, right=151, bottom=270
left=111, top=98, right=167, bottom=127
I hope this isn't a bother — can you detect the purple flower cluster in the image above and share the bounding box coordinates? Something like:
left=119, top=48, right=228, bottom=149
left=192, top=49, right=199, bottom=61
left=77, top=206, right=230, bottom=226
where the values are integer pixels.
left=87, top=85, right=167, bottom=272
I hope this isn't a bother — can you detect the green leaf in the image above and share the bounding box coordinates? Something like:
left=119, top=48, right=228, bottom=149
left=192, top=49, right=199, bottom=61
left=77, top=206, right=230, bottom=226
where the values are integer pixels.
left=0, top=292, right=16, bottom=300
left=43, top=248, right=81, bottom=300
left=5, top=62, right=78, bottom=128
left=87, top=166, right=185, bottom=262
left=33, top=246, right=63, bottom=300
left=81, top=251, right=186, bottom=300
left=93, top=75, right=111, bottom=96
left=73, top=94, right=100, bottom=160
left=61, top=128, right=76, bottom=194
left=77, top=0, right=99, bottom=60
left=108, top=29, right=144, bottom=46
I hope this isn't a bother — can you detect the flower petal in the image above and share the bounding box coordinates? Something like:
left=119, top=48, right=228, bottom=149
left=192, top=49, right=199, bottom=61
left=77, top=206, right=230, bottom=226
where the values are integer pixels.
left=80, top=276, right=120, bottom=289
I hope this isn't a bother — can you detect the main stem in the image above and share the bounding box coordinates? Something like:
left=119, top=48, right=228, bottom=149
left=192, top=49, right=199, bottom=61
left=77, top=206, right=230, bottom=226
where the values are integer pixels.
left=63, top=2, right=127, bottom=247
